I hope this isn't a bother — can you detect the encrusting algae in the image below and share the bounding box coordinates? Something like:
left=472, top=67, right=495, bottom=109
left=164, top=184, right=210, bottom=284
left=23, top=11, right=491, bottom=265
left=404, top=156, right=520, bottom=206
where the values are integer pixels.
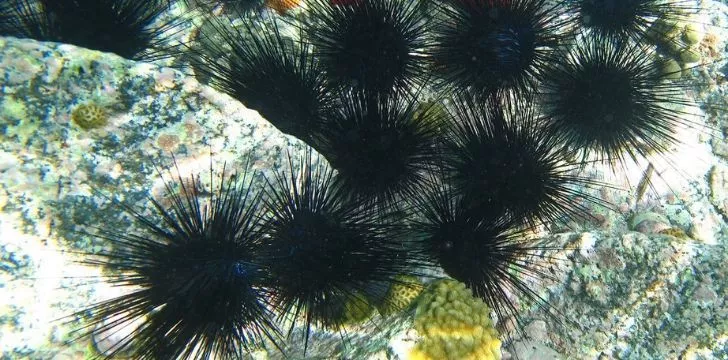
left=410, top=279, right=502, bottom=360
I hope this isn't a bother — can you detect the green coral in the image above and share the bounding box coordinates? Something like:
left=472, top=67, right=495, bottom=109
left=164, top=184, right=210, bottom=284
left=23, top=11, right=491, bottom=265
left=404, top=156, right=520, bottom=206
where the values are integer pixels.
left=646, top=17, right=703, bottom=79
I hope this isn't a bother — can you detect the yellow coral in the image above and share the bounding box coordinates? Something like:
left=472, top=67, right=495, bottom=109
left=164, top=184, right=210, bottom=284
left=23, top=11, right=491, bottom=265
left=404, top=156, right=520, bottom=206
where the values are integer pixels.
left=378, top=275, right=424, bottom=316
left=410, top=279, right=502, bottom=360
left=71, top=102, right=108, bottom=130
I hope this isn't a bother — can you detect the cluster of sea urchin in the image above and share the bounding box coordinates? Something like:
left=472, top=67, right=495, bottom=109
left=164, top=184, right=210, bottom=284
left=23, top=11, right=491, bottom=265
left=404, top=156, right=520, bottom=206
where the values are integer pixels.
left=180, top=0, right=713, bottom=347
left=47, top=0, right=718, bottom=358
left=70, top=154, right=424, bottom=358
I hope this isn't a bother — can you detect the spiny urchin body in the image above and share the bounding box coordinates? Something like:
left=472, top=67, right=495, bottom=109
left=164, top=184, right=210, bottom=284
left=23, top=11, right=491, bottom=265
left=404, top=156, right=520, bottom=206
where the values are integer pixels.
left=306, top=0, right=430, bottom=95
left=258, top=153, right=420, bottom=348
left=429, top=0, right=575, bottom=97
left=539, top=36, right=696, bottom=164
left=410, top=178, right=557, bottom=331
left=228, top=0, right=266, bottom=13
left=570, top=0, right=697, bottom=42
left=71, top=165, right=280, bottom=359
left=181, top=0, right=266, bottom=14
left=443, top=93, right=603, bottom=226
left=0, top=0, right=177, bottom=61
left=188, top=16, right=334, bottom=146
left=314, top=89, right=441, bottom=207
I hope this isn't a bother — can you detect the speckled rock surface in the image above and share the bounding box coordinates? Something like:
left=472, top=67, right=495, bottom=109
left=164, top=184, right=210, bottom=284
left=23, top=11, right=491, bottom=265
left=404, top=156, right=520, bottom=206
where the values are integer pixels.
left=509, top=226, right=727, bottom=359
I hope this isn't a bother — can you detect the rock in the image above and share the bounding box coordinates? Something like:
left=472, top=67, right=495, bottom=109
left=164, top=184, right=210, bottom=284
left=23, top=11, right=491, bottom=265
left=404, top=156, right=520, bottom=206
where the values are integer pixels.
left=505, top=341, right=563, bottom=360
left=629, top=212, right=671, bottom=234
left=711, top=137, right=728, bottom=158
left=709, top=164, right=728, bottom=217
left=579, top=232, right=598, bottom=257
left=688, top=211, right=721, bottom=244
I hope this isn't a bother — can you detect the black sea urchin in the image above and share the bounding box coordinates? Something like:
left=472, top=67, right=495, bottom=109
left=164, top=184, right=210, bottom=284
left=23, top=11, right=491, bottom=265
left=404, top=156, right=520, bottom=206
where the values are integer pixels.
left=410, top=177, right=558, bottom=331
left=70, top=164, right=280, bottom=359
left=188, top=16, right=333, bottom=146
left=539, top=36, right=697, bottom=164
left=429, top=0, right=575, bottom=97
left=306, top=0, right=429, bottom=95
left=314, top=89, right=441, bottom=207
left=570, top=0, right=697, bottom=42
left=443, top=93, right=602, bottom=227
left=0, top=0, right=178, bottom=61
left=258, top=152, right=417, bottom=348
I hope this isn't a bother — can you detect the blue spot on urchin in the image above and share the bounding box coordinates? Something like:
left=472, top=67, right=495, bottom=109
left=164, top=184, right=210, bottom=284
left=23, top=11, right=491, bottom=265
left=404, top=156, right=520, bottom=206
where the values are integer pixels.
left=233, top=262, right=251, bottom=278
left=486, top=24, right=536, bottom=70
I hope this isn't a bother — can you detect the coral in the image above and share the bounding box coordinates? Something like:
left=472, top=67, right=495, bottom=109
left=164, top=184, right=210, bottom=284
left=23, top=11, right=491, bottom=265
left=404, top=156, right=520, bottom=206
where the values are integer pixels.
left=71, top=103, right=109, bottom=130
left=340, top=293, right=377, bottom=325
left=377, top=275, right=424, bottom=316
left=410, top=279, right=502, bottom=360
left=646, top=18, right=704, bottom=78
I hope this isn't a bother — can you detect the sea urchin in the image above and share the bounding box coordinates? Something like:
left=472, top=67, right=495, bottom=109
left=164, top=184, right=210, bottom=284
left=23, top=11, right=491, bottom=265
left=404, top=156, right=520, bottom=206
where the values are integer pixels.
left=188, top=16, right=334, bottom=146
left=429, top=0, right=575, bottom=97
left=539, top=36, right=696, bottom=164
left=570, top=0, right=698, bottom=42
left=314, top=89, right=441, bottom=207
left=306, top=0, right=430, bottom=95
left=443, top=93, right=601, bottom=226
left=410, top=177, right=557, bottom=332
left=70, top=163, right=280, bottom=359
left=0, top=0, right=178, bottom=61
left=258, top=152, right=418, bottom=349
